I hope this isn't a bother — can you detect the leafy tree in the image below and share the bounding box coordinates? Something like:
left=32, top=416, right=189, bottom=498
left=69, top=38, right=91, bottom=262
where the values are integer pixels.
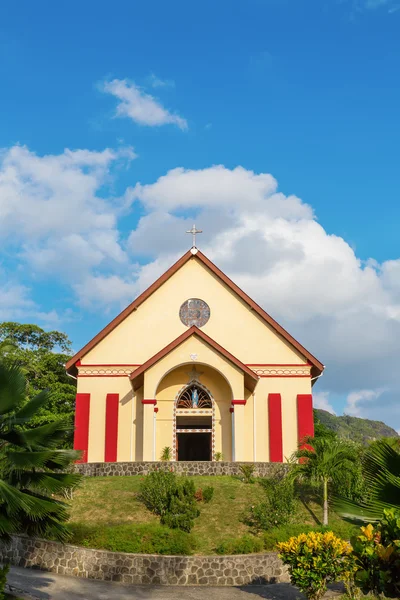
left=0, top=363, right=81, bottom=542
left=333, top=441, right=400, bottom=522
left=291, top=436, right=357, bottom=525
left=0, top=322, right=76, bottom=445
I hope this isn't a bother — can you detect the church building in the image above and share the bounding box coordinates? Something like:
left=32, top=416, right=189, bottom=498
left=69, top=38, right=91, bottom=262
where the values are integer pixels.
left=66, top=232, right=324, bottom=464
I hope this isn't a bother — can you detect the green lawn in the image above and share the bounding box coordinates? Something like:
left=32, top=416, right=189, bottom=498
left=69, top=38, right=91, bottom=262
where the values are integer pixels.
left=66, top=475, right=359, bottom=555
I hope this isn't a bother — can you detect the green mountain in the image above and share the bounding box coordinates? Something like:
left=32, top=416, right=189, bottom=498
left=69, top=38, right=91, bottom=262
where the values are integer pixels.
left=315, top=409, right=399, bottom=445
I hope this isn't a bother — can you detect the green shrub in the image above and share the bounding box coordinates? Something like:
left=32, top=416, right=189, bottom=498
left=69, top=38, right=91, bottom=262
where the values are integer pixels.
left=238, top=464, right=255, bottom=483
left=215, top=534, right=264, bottom=555
left=245, top=475, right=297, bottom=530
left=214, top=452, right=223, bottom=461
left=160, top=446, right=172, bottom=461
left=203, top=486, right=214, bottom=503
left=69, top=522, right=196, bottom=555
left=139, top=470, right=177, bottom=516
left=139, top=471, right=200, bottom=532
left=277, top=531, right=356, bottom=600
left=350, top=509, right=400, bottom=598
left=0, top=564, right=9, bottom=600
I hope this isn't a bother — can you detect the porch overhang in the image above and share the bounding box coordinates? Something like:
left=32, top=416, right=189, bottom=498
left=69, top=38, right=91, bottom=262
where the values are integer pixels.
left=129, top=326, right=259, bottom=393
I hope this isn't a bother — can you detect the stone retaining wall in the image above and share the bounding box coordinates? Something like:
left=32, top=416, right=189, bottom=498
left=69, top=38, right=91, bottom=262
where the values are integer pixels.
left=0, top=535, right=289, bottom=586
left=75, top=461, right=288, bottom=478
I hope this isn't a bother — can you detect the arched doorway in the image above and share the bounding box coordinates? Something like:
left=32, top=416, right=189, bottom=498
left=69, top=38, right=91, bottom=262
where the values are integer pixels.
left=173, top=382, right=215, bottom=461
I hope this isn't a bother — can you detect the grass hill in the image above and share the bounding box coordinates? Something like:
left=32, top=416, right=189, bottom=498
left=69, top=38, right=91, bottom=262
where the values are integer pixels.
left=315, top=409, right=399, bottom=444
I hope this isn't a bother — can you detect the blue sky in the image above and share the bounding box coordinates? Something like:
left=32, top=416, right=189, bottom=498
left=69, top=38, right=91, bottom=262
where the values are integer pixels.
left=1, top=0, right=400, bottom=429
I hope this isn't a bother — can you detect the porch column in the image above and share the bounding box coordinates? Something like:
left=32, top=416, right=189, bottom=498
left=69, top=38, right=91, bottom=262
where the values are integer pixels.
left=232, top=400, right=246, bottom=461
left=142, top=399, right=156, bottom=461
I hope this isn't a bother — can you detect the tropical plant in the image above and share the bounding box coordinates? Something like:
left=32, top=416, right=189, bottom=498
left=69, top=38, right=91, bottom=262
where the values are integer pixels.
left=0, top=362, right=81, bottom=542
left=238, top=463, right=255, bottom=483
left=290, top=436, right=357, bottom=525
left=277, top=531, right=356, bottom=600
left=214, top=451, right=223, bottom=461
left=139, top=470, right=200, bottom=532
left=245, top=474, right=297, bottom=530
left=0, top=564, right=9, bottom=600
left=333, top=441, right=400, bottom=522
left=160, top=446, right=172, bottom=461
left=0, top=322, right=76, bottom=446
left=350, top=509, right=400, bottom=598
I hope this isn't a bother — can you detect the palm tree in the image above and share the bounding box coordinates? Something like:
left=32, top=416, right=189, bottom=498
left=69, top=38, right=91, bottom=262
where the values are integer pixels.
left=0, top=362, right=81, bottom=542
left=333, top=440, right=400, bottom=522
left=291, top=436, right=357, bottom=525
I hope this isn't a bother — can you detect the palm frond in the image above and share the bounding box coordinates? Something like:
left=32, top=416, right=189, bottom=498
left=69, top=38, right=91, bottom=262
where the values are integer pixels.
left=333, top=441, right=400, bottom=522
left=14, top=389, right=53, bottom=423
left=0, top=362, right=26, bottom=414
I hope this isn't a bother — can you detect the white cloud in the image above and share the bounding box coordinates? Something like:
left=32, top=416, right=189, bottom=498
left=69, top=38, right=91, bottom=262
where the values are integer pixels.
left=147, top=73, right=175, bottom=88
left=102, top=79, right=187, bottom=130
left=0, top=144, right=137, bottom=309
left=345, top=389, right=385, bottom=417
left=313, top=391, right=336, bottom=415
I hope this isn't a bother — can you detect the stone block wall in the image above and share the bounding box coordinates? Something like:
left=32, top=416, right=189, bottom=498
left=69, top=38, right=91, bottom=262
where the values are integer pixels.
left=0, top=535, right=289, bottom=586
left=75, top=460, right=288, bottom=478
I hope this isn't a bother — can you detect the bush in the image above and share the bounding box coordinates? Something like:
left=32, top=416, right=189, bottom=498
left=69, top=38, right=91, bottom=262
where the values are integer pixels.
left=203, top=486, right=214, bottom=503
left=277, top=531, right=356, bottom=600
left=350, top=509, right=400, bottom=598
left=139, top=471, right=200, bottom=532
left=160, top=446, right=172, bottom=461
left=0, top=564, right=9, bottom=600
left=215, top=534, right=264, bottom=555
left=245, top=475, right=297, bottom=530
left=139, top=470, right=177, bottom=517
left=69, top=522, right=196, bottom=555
left=214, top=452, right=223, bottom=461
left=238, top=464, right=255, bottom=483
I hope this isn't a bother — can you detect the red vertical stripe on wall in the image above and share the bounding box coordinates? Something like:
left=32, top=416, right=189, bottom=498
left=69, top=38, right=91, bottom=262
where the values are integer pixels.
left=73, top=393, right=90, bottom=463
left=105, top=393, right=119, bottom=463
left=297, top=394, right=314, bottom=447
left=268, top=393, right=283, bottom=462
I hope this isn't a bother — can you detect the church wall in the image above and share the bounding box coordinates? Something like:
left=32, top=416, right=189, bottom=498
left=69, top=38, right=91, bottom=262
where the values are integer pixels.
left=243, top=391, right=255, bottom=462
left=253, top=377, right=312, bottom=462
left=81, top=258, right=308, bottom=367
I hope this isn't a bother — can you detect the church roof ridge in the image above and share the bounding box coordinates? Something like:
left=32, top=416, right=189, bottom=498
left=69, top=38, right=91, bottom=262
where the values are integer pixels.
left=65, top=249, right=324, bottom=375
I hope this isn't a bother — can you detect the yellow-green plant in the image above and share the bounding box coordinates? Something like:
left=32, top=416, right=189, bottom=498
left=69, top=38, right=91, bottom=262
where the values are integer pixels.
left=277, top=531, right=356, bottom=600
left=160, top=446, right=172, bottom=461
left=350, top=509, right=400, bottom=597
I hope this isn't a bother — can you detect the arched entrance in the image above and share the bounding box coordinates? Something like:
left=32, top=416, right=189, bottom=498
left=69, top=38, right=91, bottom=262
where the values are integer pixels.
left=173, top=382, right=215, bottom=461
left=154, top=363, right=233, bottom=461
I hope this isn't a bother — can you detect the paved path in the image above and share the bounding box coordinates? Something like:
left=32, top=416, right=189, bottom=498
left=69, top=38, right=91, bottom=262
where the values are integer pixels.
left=7, top=566, right=343, bottom=600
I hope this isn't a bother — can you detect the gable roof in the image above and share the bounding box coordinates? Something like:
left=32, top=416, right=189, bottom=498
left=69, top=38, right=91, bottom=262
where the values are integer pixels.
left=129, top=325, right=259, bottom=392
left=66, top=249, right=324, bottom=376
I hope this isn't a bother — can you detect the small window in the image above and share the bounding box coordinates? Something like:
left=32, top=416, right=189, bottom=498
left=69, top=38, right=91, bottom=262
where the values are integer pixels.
left=177, top=384, right=212, bottom=409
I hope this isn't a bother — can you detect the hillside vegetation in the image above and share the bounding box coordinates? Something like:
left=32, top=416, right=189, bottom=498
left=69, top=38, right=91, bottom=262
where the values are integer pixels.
left=65, top=475, right=357, bottom=555
left=315, top=409, right=399, bottom=444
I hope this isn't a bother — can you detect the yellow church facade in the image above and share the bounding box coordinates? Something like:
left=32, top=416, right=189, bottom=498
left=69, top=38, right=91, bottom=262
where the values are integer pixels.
left=66, top=247, right=324, bottom=464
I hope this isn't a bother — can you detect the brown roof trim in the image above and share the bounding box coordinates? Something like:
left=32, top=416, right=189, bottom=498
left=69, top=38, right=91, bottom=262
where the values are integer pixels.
left=129, top=326, right=259, bottom=392
left=194, top=250, right=324, bottom=374
left=65, top=250, right=193, bottom=372
left=66, top=248, right=324, bottom=375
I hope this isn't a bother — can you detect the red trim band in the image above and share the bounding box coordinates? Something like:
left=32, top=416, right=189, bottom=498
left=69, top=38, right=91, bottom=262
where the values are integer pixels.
left=142, top=399, right=157, bottom=405
left=73, top=393, right=90, bottom=463
left=231, top=400, right=247, bottom=405
left=247, top=363, right=309, bottom=367
left=268, top=394, right=283, bottom=463
left=79, top=363, right=141, bottom=367
left=105, top=394, right=119, bottom=463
